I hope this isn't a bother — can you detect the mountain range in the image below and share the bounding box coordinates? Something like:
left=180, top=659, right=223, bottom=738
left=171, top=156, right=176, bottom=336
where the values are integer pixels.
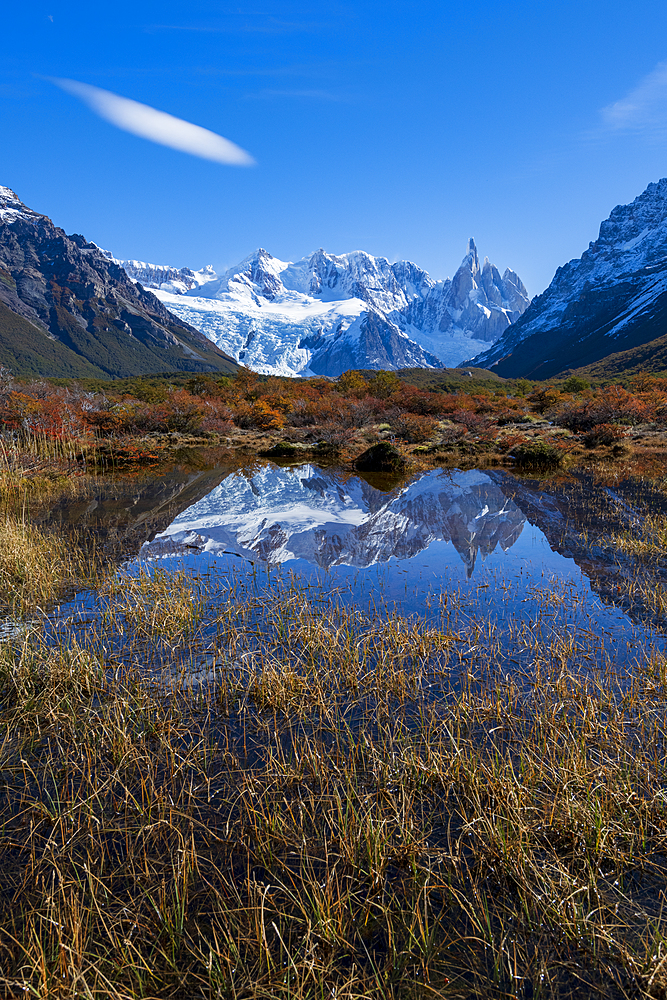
left=115, top=241, right=530, bottom=377
left=467, top=178, right=667, bottom=378
left=5, top=175, right=667, bottom=383
left=0, top=187, right=238, bottom=379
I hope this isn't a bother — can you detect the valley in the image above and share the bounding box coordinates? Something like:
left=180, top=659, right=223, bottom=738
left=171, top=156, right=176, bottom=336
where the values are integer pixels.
left=5, top=177, right=667, bottom=999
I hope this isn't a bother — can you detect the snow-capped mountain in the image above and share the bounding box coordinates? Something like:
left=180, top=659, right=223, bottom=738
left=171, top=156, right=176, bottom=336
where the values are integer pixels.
left=97, top=249, right=219, bottom=295
left=465, top=178, right=667, bottom=378
left=141, top=464, right=526, bottom=575
left=117, top=241, right=529, bottom=377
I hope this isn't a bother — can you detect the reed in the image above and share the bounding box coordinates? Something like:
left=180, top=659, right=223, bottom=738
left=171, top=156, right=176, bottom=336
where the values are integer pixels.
left=0, top=514, right=104, bottom=618
left=1, top=560, right=667, bottom=999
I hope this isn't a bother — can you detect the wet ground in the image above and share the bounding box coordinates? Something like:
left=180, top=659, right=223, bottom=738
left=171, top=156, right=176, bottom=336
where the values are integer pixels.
left=35, top=454, right=667, bottom=682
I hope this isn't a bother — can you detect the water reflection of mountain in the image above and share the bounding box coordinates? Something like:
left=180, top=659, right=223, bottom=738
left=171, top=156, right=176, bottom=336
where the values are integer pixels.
left=33, top=460, right=236, bottom=560
left=488, top=469, right=667, bottom=629
left=144, top=465, right=526, bottom=574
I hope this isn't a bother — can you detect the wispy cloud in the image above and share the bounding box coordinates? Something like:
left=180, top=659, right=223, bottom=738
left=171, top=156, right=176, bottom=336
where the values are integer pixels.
left=48, top=78, right=255, bottom=165
left=600, top=61, right=667, bottom=138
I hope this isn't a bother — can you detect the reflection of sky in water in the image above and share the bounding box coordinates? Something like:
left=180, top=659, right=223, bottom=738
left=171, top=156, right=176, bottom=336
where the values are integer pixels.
left=130, top=464, right=663, bottom=668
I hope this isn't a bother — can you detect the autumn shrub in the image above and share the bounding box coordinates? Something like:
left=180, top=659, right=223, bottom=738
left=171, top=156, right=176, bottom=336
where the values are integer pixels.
left=556, top=385, right=649, bottom=431
left=527, top=386, right=562, bottom=414
left=335, top=370, right=368, bottom=395
left=438, top=423, right=467, bottom=444
left=467, top=392, right=497, bottom=415
left=430, top=392, right=461, bottom=415
left=1, top=388, right=89, bottom=438
left=235, top=399, right=285, bottom=430
left=316, top=420, right=348, bottom=449
left=390, top=386, right=446, bottom=416
left=200, top=399, right=234, bottom=435
left=84, top=408, right=126, bottom=436
left=511, top=439, right=563, bottom=467
left=289, top=396, right=353, bottom=427
left=348, top=397, right=379, bottom=427
left=452, top=409, right=490, bottom=435
left=496, top=432, right=530, bottom=454
left=367, top=371, right=400, bottom=399
left=85, top=399, right=152, bottom=435
left=391, top=412, right=437, bottom=443
left=582, top=423, right=627, bottom=448
left=159, top=390, right=204, bottom=433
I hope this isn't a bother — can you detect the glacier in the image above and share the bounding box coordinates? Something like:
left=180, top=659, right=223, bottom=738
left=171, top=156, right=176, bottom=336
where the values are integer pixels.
left=113, top=240, right=530, bottom=377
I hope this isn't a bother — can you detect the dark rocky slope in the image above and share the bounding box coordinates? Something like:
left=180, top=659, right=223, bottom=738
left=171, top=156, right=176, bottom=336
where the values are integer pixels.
left=464, top=178, right=667, bottom=378
left=0, top=187, right=238, bottom=379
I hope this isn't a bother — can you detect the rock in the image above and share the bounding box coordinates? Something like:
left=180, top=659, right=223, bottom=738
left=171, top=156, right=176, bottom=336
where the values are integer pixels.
left=354, top=442, right=407, bottom=472
left=465, top=176, right=667, bottom=378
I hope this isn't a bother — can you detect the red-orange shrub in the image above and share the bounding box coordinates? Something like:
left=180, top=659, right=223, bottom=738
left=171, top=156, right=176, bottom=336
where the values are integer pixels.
left=391, top=413, right=437, bottom=443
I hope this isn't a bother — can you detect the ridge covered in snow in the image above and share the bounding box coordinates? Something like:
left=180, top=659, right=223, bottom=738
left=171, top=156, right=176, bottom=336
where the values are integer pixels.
left=98, top=249, right=219, bottom=295
left=112, top=240, right=530, bottom=377
left=0, top=187, right=41, bottom=225
left=465, top=177, right=667, bottom=377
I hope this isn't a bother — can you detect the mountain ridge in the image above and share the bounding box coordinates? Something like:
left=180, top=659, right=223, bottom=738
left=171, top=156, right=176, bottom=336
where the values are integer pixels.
left=463, top=178, right=667, bottom=378
left=118, top=240, right=530, bottom=377
left=0, top=187, right=239, bottom=379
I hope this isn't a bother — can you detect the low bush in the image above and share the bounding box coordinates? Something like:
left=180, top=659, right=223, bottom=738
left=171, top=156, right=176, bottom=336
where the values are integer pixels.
left=582, top=422, right=626, bottom=448
left=390, top=412, right=437, bottom=443
left=511, top=438, right=563, bottom=468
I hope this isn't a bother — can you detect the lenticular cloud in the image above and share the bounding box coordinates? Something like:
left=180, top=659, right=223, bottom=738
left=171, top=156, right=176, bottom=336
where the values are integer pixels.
left=50, top=78, right=255, bottom=166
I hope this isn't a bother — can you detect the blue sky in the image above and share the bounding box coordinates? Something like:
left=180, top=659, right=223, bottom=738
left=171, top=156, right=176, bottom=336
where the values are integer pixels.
left=4, top=1, right=667, bottom=295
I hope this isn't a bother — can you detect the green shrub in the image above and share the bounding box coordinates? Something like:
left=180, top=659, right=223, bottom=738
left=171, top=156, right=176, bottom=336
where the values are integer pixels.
left=511, top=439, right=563, bottom=468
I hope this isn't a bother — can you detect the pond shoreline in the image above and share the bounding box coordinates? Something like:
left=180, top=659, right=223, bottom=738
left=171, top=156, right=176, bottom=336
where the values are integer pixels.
left=3, top=445, right=667, bottom=997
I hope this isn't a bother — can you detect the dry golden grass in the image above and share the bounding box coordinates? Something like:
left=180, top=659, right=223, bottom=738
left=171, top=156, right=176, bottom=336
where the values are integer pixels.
left=106, top=567, right=208, bottom=645
left=0, top=515, right=102, bottom=618
left=7, top=449, right=667, bottom=997
left=609, top=512, right=667, bottom=557
left=0, top=568, right=667, bottom=999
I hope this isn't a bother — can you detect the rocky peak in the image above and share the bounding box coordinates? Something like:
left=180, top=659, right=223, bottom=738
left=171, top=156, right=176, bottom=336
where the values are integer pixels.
left=462, top=176, right=667, bottom=377
left=0, top=186, right=40, bottom=224
left=450, top=238, right=481, bottom=310
left=303, top=248, right=346, bottom=297
left=231, top=248, right=282, bottom=301
left=501, top=268, right=530, bottom=317
left=0, top=187, right=238, bottom=377
left=480, top=258, right=504, bottom=307
left=591, top=177, right=667, bottom=264
left=466, top=237, right=480, bottom=272
left=0, top=187, right=21, bottom=206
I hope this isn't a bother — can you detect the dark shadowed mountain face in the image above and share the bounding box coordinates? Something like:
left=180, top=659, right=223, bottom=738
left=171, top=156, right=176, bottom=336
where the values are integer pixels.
left=33, top=456, right=239, bottom=562
left=0, top=187, right=238, bottom=379
left=465, top=178, right=667, bottom=378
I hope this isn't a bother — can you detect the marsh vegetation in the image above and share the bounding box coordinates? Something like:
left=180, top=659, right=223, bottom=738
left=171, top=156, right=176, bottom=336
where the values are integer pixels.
left=2, top=566, right=667, bottom=999
left=4, top=366, right=667, bottom=476
left=3, top=388, right=667, bottom=997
